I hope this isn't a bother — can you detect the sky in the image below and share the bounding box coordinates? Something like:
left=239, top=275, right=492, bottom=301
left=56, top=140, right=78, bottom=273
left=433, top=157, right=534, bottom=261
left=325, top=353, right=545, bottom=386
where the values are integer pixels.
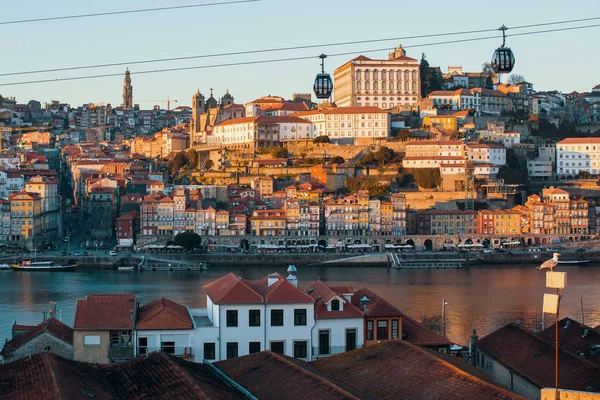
left=0, top=0, right=599, bottom=108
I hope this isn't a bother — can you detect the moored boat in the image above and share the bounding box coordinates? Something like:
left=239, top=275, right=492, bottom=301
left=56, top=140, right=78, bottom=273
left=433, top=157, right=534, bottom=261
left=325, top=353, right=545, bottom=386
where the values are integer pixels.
left=11, top=259, right=78, bottom=272
left=557, top=259, right=590, bottom=265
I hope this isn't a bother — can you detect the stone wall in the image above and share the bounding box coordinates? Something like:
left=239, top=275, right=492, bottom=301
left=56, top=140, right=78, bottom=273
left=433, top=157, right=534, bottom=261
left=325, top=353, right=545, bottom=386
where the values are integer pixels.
left=5, top=332, right=73, bottom=362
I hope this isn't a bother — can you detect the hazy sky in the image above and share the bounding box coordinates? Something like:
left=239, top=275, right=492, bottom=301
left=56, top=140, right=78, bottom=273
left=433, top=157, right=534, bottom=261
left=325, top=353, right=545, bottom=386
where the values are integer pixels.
left=1, top=0, right=598, bottom=108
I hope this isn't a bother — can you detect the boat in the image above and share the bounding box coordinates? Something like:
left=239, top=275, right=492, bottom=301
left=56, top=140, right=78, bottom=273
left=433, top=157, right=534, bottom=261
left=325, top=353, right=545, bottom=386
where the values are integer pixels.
left=0, top=263, right=11, bottom=270
left=11, top=259, right=78, bottom=272
left=117, top=266, right=135, bottom=271
left=558, top=259, right=590, bottom=265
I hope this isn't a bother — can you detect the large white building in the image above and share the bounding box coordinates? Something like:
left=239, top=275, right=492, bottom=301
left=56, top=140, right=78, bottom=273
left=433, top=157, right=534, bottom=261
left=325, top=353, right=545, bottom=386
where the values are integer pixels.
left=467, top=143, right=506, bottom=166
left=333, top=45, right=420, bottom=110
left=209, top=115, right=312, bottom=147
left=428, top=89, right=477, bottom=112
left=556, top=137, right=600, bottom=176
left=291, top=106, right=390, bottom=144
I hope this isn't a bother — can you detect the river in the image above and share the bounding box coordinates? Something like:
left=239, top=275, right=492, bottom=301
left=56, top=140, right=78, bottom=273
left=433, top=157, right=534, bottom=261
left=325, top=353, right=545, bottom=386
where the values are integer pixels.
left=1, top=264, right=599, bottom=345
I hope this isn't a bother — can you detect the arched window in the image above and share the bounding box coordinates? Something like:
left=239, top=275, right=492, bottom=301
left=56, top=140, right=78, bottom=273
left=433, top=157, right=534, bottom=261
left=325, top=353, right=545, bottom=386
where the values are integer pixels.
left=389, top=81, right=394, bottom=90
left=356, top=82, right=361, bottom=90
left=373, top=81, right=378, bottom=90
left=404, top=71, right=409, bottom=80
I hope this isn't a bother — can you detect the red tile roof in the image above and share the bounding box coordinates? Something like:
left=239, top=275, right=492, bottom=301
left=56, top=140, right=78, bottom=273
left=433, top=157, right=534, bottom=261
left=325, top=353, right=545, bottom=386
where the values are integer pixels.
left=476, top=323, right=600, bottom=391
left=401, top=313, right=451, bottom=347
left=203, top=273, right=264, bottom=304
left=1, top=318, right=73, bottom=356
left=557, top=137, right=600, bottom=145
left=313, top=340, right=525, bottom=399
left=308, top=281, right=364, bottom=319
left=215, top=351, right=361, bottom=400
left=252, top=273, right=314, bottom=304
left=350, top=288, right=403, bottom=318
left=0, top=352, right=245, bottom=399
left=74, top=294, right=135, bottom=330
left=136, top=298, right=193, bottom=330
left=537, top=317, right=600, bottom=366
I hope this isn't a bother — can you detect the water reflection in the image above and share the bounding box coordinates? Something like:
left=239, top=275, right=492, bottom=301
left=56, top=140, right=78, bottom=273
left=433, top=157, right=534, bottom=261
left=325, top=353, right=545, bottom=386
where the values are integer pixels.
left=1, top=264, right=599, bottom=345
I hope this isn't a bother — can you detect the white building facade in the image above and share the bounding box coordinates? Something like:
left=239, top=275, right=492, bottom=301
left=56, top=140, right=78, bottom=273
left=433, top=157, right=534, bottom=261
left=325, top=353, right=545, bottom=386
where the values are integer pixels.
left=556, top=138, right=600, bottom=176
left=333, top=45, right=420, bottom=110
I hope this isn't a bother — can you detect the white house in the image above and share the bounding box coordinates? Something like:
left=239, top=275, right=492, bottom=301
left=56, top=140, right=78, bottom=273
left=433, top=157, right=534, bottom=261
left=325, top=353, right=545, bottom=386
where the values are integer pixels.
left=134, top=298, right=195, bottom=360
left=467, top=143, right=506, bottom=166
left=307, top=280, right=364, bottom=358
left=198, top=269, right=316, bottom=361
left=556, top=137, right=600, bottom=176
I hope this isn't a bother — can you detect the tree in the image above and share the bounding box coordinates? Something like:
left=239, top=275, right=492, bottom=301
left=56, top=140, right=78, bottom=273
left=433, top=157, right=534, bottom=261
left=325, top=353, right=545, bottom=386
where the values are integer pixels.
left=204, top=159, right=214, bottom=170
left=507, top=73, right=526, bottom=85
left=167, top=151, right=189, bottom=176
left=272, top=147, right=288, bottom=159
left=410, top=168, right=441, bottom=189
left=420, top=53, right=442, bottom=98
left=312, top=135, right=331, bottom=144
left=419, top=313, right=444, bottom=335
left=330, top=156, right=345, bottom=164
left=174, top=231, right=202, bottom=252
left=344, top=176, right=389, bottom=198
left=481, top=62, right=495, bottom=89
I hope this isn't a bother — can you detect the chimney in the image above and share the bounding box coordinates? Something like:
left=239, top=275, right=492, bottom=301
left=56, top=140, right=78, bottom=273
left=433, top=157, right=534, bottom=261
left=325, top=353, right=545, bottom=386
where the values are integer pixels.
left=359, top=296, right=371, bottom=311
left=470, top=329, right=479, bottom=366
left=287, top=265, right=298, bottom=287
left=268, top=273, right=279, bottom=287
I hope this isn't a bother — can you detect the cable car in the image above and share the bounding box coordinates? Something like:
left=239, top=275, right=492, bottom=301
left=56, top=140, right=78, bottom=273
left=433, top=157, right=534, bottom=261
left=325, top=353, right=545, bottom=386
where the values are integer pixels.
left=491, top=25, right=515, bottom=74
left=313, top=54, right=333, bottom=100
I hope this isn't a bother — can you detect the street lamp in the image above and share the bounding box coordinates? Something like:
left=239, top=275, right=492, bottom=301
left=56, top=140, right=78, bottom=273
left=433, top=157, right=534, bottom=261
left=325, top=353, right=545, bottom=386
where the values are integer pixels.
left=442, top=298, right=449, bottom=337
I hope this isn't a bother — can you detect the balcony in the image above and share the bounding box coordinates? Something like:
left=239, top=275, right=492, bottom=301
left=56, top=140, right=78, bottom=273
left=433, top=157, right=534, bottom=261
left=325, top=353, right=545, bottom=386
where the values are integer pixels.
left=108, top=343, right=134, bottom=361
left=139, top=346, right=193, bottom=358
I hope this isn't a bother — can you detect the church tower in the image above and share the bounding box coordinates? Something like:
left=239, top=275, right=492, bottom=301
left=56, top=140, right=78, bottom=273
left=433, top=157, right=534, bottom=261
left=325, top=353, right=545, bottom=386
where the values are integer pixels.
left=122, top=68, right=133, bottom=108
left=190, top=89, right=205, bottom=137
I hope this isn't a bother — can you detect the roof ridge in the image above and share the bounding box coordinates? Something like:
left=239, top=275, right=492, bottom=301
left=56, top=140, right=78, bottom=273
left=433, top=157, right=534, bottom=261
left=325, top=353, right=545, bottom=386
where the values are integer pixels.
left=155, top=352, right=211, bottom=398
left=45, top=352, right=64, bottom=400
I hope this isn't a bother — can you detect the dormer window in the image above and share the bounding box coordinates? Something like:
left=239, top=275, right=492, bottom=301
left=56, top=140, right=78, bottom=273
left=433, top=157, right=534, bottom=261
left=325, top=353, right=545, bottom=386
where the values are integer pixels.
left=331, top=299, right=340, bottom=311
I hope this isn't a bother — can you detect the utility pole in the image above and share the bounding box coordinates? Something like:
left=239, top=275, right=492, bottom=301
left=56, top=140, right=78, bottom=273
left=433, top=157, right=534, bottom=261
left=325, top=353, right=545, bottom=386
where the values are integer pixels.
left=442, top=298, right=449, bottom=337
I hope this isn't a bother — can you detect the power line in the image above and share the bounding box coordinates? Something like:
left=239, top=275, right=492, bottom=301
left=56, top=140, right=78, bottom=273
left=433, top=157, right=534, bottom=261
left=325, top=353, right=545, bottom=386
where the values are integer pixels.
left=0, top=23, right=598, bottom=87
left=0, top=0, right=260, bottom=26
left=2, top=16, right=599, bottom=78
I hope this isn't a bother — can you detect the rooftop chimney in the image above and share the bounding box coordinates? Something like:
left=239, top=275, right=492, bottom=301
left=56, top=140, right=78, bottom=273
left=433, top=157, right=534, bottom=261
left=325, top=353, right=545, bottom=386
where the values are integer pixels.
left=359, top=296, right=371, bottom=311
left=469, top=329, right=479, bottom=366
left=268, top=273, right=279, bottom=287
left=286, top=265, right=298, bottom=287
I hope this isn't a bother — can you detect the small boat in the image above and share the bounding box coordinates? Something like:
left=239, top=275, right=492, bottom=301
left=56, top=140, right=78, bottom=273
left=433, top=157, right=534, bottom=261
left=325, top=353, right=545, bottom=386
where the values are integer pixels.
left=558, top=260, right=590, bottom=265
left=0, top=263, right=11, bottom=270
left=11, top=259, right=78, bottom=272
left=117, top=266, right=135, bottom=271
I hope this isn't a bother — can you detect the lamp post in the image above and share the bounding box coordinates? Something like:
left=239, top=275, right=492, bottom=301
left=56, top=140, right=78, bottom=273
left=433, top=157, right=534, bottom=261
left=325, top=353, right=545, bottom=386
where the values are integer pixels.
left=542, top=270, right=566, bottom=400
left=442, top=298, right=449, bottom=337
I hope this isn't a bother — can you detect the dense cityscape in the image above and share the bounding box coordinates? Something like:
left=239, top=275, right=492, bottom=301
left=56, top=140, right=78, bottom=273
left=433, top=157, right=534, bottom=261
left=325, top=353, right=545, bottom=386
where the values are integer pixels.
left=1, top=2, right=600, bottom=399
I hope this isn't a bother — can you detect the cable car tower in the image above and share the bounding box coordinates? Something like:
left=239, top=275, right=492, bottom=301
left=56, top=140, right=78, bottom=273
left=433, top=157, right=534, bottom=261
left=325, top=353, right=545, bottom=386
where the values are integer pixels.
left=313, top=54, right=333, bottom=101
left=491, top=25, right=515, bottom=80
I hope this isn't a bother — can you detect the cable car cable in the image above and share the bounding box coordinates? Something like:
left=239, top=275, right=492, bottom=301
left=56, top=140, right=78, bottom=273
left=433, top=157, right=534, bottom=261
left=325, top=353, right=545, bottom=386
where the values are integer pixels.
left=0, top=0, right=261, bottom=26
left=1, top=16, right=598, bottom=78
left=0, top=23, right=598, bottom=87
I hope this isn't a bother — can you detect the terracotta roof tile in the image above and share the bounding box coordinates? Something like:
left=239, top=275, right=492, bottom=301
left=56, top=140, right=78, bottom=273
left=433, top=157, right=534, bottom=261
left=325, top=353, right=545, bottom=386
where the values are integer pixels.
left=215, top=351, right=361, bottom=400
left=252, top=273, right=314, bottom=304
left=537, top=317, right=600, bottom=366
left=350, top=288, right=402, bottom=318
left=476, top=323, right=600, bottom=391
left=313, top=340, right=525, bottom=399
left=202, top=273, right=264, bottom=304
left=308, top=281, right=364, bottom=319
left=401, top=314, right=451, bottom=347
left=136, top=298, right=193, bottom=330
left=74, top=294, right=135, bottom=330
left=1, top=318, right=73, bottom=355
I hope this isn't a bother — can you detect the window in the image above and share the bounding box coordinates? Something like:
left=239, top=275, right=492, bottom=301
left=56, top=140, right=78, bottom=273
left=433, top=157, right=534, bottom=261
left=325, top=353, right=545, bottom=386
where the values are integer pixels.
left=294, top=341, right=308, bottom=358
left=226, top=342, right=238, bottom=359
left=319, top=330, right=330, bottom=355
left=249, top=309, right=260, bottom=327
left=377, top=320, right=388, bottom=340
left=110, top=332, right=121, bottom=345
left=204, top=343, right=216, bottom=360
left=331, top=299, right=340, bottom=311
left=84, top=335, right=100, bottom=346
left=161, top=341, right=175, bottom=354
left=138, top=337, right=148, bottom=355
left=294, top=309, right=307, bottom=326
left=366, top=321, right=373, bottom=340
left=270, top=341, right=284, bottom=354
left=249, top=342, right=261, bottom=354
left=226, top=310, right=238, bottom=327
left=392, top=319, right=399, bottom=339
left=271, top=309, right=284, bottom=326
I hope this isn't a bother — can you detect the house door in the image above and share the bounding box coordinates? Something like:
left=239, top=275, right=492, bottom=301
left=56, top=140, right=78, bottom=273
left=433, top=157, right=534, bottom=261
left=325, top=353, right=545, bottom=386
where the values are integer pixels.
left=346, top=329, right=357, bottom=351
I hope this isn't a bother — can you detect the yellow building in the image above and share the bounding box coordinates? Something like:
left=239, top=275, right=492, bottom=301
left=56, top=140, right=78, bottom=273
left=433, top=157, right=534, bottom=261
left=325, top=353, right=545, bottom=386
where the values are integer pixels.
left=251, top=210, right=286, bottom=236
left=9, top=191, right=41, bottom=241
left=422, top=115, right=458, bottom=131
left=493, top=210, right=521, bottom=235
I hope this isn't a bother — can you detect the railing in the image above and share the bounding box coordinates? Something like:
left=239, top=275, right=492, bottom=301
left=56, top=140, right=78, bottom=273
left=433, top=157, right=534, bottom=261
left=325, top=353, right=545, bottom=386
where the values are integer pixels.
left=312, top=345, right=362, bottom=358
left=139, top=346, right=193, bottom=357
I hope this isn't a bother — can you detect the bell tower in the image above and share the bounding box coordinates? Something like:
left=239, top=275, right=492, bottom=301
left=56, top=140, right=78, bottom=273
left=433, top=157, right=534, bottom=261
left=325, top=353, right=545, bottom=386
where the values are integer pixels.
left=190, top=89, right=205, bottom=137
left=122, top=68, right=133, bottom=108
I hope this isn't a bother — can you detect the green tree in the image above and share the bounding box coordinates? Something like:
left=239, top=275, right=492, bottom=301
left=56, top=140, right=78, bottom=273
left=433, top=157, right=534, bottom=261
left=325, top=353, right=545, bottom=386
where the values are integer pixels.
left=330, top=156, right=345, bottom=164
left=272, top=147, right=289, bottom=158
left=481, top=62, right=494, bottom=89
left=420, top=53, right=442, bottom=98
left=411, top=168, right=441, bottom=189
left=373, top=146, right=396, bottom=165
left=345, top=176, right=389, bottom=198
left=168, top=151, right=189, bottom=176
left=313, top=135, right=331, bottom=144
left=174, top=231, right=202, bottom=252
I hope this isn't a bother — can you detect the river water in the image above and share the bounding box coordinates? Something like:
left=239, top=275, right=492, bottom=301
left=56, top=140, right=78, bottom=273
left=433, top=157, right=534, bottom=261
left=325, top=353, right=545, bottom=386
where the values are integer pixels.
left=1, top=264, right=599, bottom=345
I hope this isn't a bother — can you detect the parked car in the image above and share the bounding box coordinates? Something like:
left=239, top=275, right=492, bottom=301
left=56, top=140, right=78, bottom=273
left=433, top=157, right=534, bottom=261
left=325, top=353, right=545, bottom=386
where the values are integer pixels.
left=109, top=250, right=117, bottom=256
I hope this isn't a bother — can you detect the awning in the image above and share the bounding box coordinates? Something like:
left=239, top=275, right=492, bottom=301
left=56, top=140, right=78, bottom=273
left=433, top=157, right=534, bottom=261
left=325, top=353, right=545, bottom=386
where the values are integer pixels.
left=444, top=243, right=456, bottom=248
